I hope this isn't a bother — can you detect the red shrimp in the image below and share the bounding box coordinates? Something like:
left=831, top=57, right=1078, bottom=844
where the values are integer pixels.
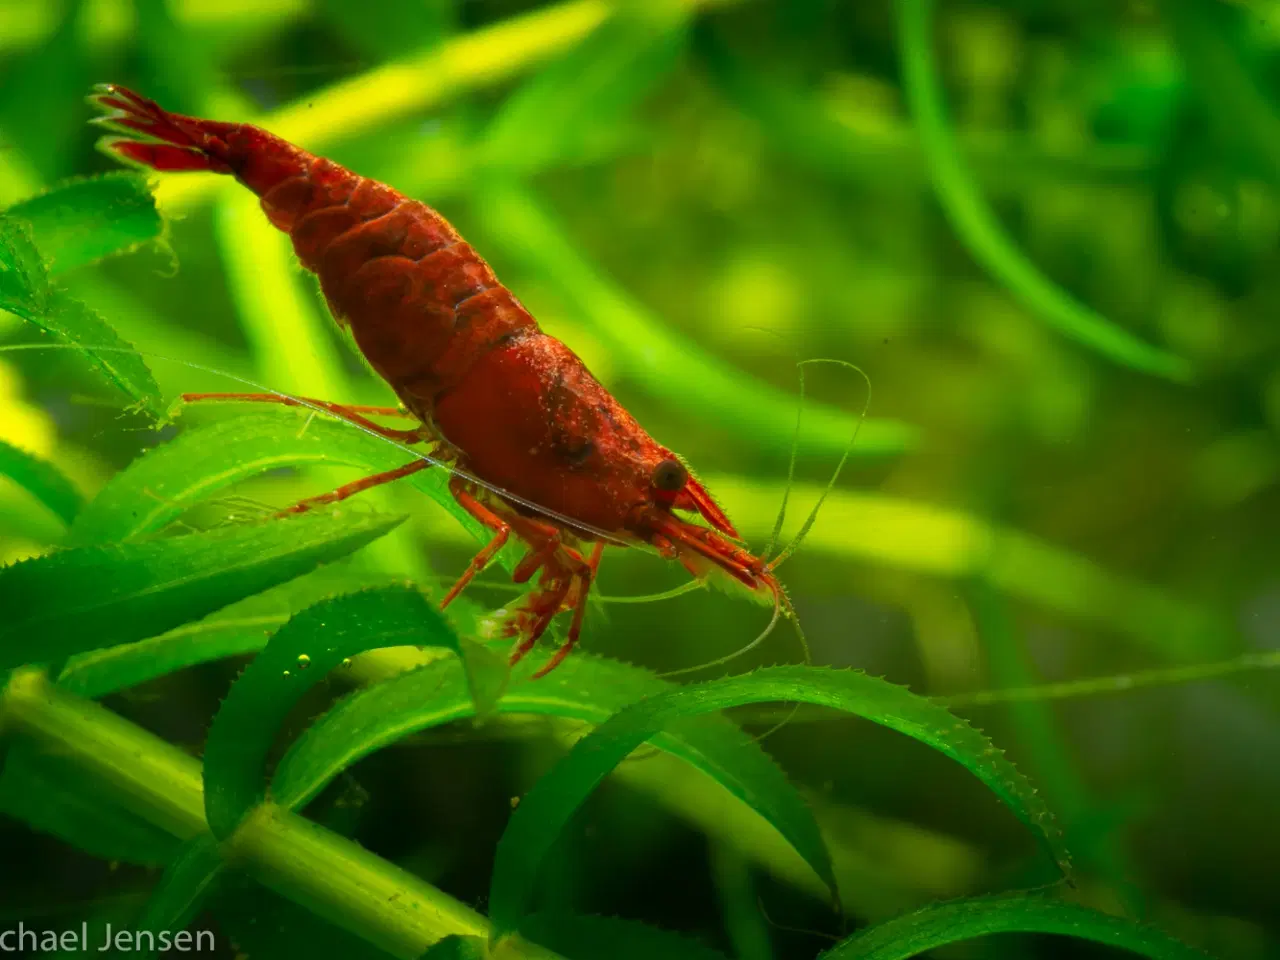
left=88, top=84, right=788, bottom=676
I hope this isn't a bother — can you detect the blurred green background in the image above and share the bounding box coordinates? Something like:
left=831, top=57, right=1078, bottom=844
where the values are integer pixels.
left=1, top=0, right=1278, bottom=957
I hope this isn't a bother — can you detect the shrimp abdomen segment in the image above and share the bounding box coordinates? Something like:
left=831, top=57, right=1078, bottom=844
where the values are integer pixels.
left=259, top=162, right=538, bottom=403
left=90, top=85, right=537, bottom=407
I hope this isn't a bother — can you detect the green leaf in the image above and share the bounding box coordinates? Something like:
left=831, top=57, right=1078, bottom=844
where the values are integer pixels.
left=0, top=438, right=84, bottom=525
left=69, top=410, right=509, bottom=566
left=0, top=212, right=49, bottom=314
left=201, top=586, right=506, bottom=839
left=489, top=665, right=1069, bottom=935
left=34, top=288, right=165, bottom=417
left=0, top=740, right=179, bottom=867
left=5, top=172, right=165, bottom=275
left=0, top=213, right=162, bottom=416
left=518, top=913, right=731, bottom=960
left=129, top=835, right=225, bottom=960
left=270, top=649, right=828, bottom=939
left=896, top=0, right=1191, bottom=382
left=816, top=893, right=1210, bottom=960
left=0, top=509, right=406, bottom=671
left=57, top=569, right=408, bottom=699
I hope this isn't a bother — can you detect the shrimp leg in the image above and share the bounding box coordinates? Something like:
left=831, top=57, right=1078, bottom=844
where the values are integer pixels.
left=181, top=392, right=429, bottom=444
left=511, top=546, right=596, bottom=678
left=530, top=542, right=604, bottom=676
left=440, top=480, right=512, bottom=609
left=275, top=459, right=430, bottom=516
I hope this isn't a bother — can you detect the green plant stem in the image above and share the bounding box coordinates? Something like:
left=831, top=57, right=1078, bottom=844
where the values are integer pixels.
left=0, top=667, right=562, bottom=960
left=230, top=804, right=497, bottom=958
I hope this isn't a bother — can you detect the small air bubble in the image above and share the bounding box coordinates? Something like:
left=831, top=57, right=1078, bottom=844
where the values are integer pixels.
left=297, top=654, right=311, bottom=669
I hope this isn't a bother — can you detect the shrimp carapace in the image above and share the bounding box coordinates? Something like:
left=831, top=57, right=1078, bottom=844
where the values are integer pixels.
left=90, top=83, right=789, bottom=675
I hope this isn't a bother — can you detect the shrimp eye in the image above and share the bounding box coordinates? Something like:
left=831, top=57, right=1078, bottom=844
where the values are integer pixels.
left=651, top=458, right=688, bottom=494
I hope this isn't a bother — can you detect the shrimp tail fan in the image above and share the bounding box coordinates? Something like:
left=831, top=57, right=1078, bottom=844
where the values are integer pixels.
left=87, top=83, right=235, bottom=174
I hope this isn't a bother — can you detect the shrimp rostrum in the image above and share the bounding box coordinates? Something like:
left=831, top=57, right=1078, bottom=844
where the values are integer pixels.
left=90, top=84, right=788, bottom=677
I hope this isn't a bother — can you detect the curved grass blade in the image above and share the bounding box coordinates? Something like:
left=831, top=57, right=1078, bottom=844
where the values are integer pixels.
left=964, top=576, right=1128, bottom=895
left=0, top=509, right=405, bottom=671
left=816, top=892, right=1209, bottom=960
left=0, top=438, right=83, bottom=525
left=268, top=647, right=829, bottom=947
left=69, top=410, right=514, bottom=569
left=270, top=649, right=829, bottom=928
left=0, top=215, right=162, bottom=416
left=57, top=569, right=407, bottom=699
left=470, top=182, right=918, bottom=460
left=0, top=740, right=179, bottom=867
left=896, top=0, right=1191, bottom=383
left=201, top=586, right=505, bottom=840
left=519, top=913, right=731, bottom=960
left=488, top=665, right=1068, bottom=936
left=4, top=172, right=164, bottom=275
